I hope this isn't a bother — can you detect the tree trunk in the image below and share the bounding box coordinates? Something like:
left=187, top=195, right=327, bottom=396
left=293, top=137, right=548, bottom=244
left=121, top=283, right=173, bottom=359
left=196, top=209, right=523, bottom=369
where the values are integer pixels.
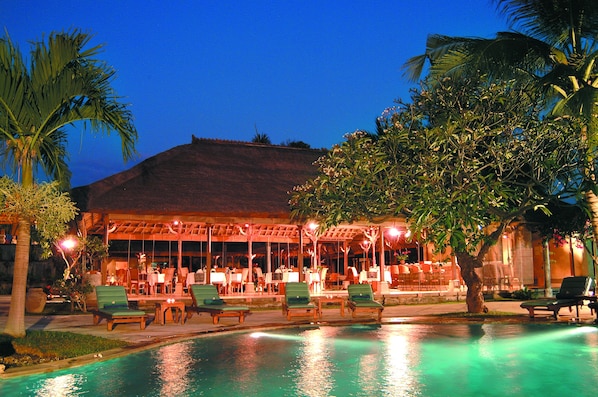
left=3, top=219, right=32, bottom=337
left=586, top=190, right=598, bottom=257
left=455, top=251, right=485, bottom=313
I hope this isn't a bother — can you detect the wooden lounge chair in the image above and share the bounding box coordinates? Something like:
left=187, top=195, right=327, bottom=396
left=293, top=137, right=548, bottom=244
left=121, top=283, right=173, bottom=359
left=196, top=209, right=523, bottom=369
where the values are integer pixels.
left=282, top=282, right=318, bottom=320
left=520, top=276, right=594, bottom=319
left=186, top=284, right=250, bottom=324
left=587, top=300, right=598, bottom=323
left=347, top=284, right=384, bottom=322
left=91, top=286, right=147, bottom=331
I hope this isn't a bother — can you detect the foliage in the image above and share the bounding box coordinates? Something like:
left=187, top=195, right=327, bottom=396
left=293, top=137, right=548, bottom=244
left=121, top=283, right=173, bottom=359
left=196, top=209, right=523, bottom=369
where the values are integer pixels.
left=0, top=29, right=138, bottom=188
left=50, top=274, right=93, bottom=312
left=524, top=199, right=590, bottom=243
left=56, top=235, right=109, bottom=275
left=0, top=331, right=127, bottom=368
left=511, top=287, right=533, bottom=301
left=291, top=76, right=584, bottom=312
left=403, top=0, right=598, bottom=251
left=0, top=29, right=137, bottom=337
left=283, top=139, right=312, bottom=149
left=0, top=177, right=77, bottom=257
left=292, top=76, right=584, bottom=253
left=394, top=251, right=409, bottom=261
left=51, top=235, right=108, bottom=312
left=252, top=131, right=272, bottom=144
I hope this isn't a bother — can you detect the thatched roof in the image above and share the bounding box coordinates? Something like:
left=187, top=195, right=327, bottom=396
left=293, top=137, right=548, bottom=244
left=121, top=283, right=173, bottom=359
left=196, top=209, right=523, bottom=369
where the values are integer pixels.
left=72, top=137, right=326, bottom=219
left=72, top=137, right=405, bottom=245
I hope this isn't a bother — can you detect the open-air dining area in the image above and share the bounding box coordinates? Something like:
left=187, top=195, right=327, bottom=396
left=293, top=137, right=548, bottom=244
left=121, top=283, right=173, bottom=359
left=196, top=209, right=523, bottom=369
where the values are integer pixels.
left=70, top=138, right=535, bottom=305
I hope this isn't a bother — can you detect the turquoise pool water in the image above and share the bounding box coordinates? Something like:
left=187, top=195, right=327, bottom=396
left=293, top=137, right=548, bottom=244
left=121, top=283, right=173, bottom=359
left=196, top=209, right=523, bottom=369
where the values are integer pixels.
left=1, top=323, right=597, bottom=396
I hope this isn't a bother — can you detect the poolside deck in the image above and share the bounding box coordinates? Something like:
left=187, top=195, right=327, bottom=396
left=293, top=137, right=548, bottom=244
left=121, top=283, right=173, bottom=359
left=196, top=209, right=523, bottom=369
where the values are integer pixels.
left=1, top=293, right=596, bottom=378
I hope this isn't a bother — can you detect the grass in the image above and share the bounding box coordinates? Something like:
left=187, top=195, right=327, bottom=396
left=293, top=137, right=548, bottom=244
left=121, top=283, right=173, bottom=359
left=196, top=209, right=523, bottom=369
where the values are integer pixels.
left=0, top=331, right=128, bottom=368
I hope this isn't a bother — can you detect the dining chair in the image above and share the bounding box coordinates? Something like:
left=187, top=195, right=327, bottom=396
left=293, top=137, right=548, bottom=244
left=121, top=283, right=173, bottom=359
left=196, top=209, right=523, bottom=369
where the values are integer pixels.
left=319, top=267, right=328, bottom=292
left=229, top=272, right=243, bottom=293
left=162, top=267, right=175, bottom=294
left=179, top=267, right=189, bottom=291
left=129, top=268, right=146, bottom=294
left=115, top=268, right=128, bottom=286
left=254, top=267, right=266, bottom=292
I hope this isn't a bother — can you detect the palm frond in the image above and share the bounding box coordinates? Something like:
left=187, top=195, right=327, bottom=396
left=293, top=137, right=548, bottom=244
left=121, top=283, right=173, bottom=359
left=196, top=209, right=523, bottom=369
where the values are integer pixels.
left=0, top=29, right=138, bottom=187
left=496, top=0, right=598, bottom=47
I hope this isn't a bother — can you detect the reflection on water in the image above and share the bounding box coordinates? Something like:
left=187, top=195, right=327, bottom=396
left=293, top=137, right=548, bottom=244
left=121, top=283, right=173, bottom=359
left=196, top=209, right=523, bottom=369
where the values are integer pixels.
left=1, top=324, right=598, bottom=396
left=296, top=328, right=332, bottom=397
left=37, top=373, right=83, bottom=397
left=154, top=341, right=194, bottom=396
left=384, top=330, right=419, bottom=395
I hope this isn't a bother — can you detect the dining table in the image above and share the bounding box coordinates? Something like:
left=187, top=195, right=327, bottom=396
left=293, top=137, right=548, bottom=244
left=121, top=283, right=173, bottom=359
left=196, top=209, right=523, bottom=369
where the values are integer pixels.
left=227, top=272, right=243, bottom=293
left=306, top=272, right=321, bottom=293
left=147, top=272, right=165, bottom=295
left=210, top=272, right=227, bottom=294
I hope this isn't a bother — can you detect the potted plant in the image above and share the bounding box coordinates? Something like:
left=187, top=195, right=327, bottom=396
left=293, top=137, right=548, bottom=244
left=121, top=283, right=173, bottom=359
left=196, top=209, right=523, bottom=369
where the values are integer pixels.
left=53, top=235, right=109, bottom=312
left=51, top=272, right=94, bottom=312
left=394, top=250, right=409, bottom=264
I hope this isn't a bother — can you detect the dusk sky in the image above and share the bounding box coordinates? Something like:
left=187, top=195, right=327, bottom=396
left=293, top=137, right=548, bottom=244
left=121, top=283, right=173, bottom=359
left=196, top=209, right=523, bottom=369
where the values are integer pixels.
left=2, top=1, right=509, bottom=187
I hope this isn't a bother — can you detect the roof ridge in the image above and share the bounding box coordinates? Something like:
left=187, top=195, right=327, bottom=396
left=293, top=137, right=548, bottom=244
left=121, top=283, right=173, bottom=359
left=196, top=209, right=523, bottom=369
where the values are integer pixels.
left=191, top=135, right=328, bottom=152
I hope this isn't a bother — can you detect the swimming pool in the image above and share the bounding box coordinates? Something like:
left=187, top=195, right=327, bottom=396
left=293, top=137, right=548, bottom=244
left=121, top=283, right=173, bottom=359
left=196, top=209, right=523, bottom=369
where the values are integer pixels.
left=1, top=323, right=597, bottom=396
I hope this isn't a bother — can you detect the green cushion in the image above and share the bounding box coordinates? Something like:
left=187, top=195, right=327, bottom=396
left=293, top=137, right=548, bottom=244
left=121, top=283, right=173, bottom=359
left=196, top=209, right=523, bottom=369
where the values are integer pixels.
left=351, top=301, right=383, bottom=308
left=351, top=295, right=371, bottom=302
left=204, top=298, right=225, bottom=305
left=288, top=296, right=309, bottom=305
left=104, top=303, right=129, bottom=309
left=100, top=307, right=146, bottom=316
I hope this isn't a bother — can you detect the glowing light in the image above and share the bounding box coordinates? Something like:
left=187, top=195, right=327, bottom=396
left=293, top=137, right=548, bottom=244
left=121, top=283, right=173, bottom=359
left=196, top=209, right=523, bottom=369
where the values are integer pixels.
left=60, top=237, right=77, bottom=251
left=388, top=227, right=400, bottom=237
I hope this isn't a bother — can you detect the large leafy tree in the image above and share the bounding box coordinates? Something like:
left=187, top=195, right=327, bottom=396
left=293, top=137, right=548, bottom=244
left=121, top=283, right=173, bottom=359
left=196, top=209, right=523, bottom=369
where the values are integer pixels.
left=0, top=178, right=78, bottom=333
left=0, top=30, right=137, bottom=337
left=404, top=0, right=598, bottom=254
left=291, top=76, right=585, bottom=312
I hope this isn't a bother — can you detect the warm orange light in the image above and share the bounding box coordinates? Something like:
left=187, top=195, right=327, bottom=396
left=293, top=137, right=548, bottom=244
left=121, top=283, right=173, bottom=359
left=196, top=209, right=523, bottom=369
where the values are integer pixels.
left=388, top=227, right=400, bottom=237
left=60, top=237, right=77, bottom=251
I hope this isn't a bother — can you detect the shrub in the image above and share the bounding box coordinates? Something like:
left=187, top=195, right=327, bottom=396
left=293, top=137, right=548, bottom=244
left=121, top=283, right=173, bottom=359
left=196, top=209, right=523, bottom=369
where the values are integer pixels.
left=511, top=287, right=533, bottom=300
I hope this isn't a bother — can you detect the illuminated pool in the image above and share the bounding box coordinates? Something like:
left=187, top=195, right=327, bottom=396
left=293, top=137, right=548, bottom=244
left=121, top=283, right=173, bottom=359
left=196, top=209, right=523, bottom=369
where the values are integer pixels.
left=1, top=324, right=597, bottom=396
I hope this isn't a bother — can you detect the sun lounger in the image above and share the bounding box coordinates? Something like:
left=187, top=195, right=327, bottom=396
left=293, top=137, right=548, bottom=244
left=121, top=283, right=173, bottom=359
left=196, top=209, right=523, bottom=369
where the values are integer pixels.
left=283, top=282, right=318, bottom=320
left=347, top=284, right=384, bottom=322
left=587, top=300, right=598, bottom=323
left=91, top=286, right=147, bottom=331
left=520, top=276, right=594, bottom=319
left=186, top=284, right=250, bottom=324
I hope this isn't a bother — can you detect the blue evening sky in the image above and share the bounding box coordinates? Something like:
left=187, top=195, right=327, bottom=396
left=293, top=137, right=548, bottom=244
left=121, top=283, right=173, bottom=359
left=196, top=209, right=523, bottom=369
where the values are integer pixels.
left=1, top=0, right=508, bottom=187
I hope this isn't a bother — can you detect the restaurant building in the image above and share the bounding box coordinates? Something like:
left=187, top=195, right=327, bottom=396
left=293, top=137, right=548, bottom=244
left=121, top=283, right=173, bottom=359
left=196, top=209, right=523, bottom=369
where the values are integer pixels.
left=69, top=136, right=593, bottom=293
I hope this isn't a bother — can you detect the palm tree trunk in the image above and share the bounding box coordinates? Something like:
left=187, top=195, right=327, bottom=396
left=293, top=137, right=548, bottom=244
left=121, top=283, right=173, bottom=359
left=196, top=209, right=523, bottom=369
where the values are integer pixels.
left=455, top=252, right=485, bottom=313
left=586, top=190, right=598, bottom=266
left=3, top=219, right=32, bottom=337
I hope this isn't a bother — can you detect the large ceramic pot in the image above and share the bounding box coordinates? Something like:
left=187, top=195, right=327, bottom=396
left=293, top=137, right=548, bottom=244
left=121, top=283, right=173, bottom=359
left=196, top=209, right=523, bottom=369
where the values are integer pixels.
left=84, top=271, right=102, bottom=287
left=25, top=288, right=47, bottom=314
left=83, top=271, right=102, bottom=305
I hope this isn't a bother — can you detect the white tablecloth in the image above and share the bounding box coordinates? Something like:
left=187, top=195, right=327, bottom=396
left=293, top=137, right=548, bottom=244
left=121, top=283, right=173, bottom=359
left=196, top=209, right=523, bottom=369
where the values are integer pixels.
left=283, top=272, right=299, bottom=283
left=210, top=272, right=226, bottom=285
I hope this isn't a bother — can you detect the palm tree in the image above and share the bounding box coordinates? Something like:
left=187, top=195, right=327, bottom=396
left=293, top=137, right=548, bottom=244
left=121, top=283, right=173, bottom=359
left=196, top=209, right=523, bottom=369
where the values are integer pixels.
left=0, top=30, right=137, bottom=337
left=252, top=132, right=272, bottom=144
left=404, top=0, right=598, bottom=250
